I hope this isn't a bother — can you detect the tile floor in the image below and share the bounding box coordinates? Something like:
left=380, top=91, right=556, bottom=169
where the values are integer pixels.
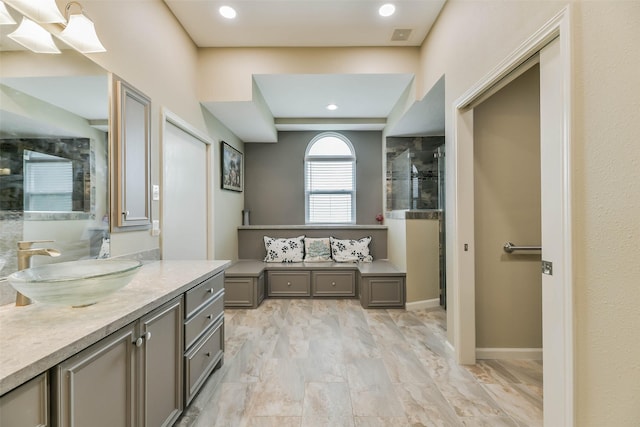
left=176, top=299, right=542, bottom=427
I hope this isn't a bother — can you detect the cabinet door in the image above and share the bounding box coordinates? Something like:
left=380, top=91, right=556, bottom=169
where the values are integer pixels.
left=113, top=77, right=151, bottom=230
left=54, top=325, right=137, bottom=427
left=139, top=298, right=183, bottom=427
left=0, top=373, right=48, bottom=427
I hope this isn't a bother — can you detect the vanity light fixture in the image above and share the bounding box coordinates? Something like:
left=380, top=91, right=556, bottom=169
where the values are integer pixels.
left=219, top=5, right=237, bottom=19
left=0, top=1, right=16, bottom=25
left=326, top=104, right=338, bottom=111
left=58, top=1, right=106, bottom=53
left=378, top=3, right=396, bottom=17
left=8, top=16, right=60, bottom=53
left=7, top=0, right=65, bottom=23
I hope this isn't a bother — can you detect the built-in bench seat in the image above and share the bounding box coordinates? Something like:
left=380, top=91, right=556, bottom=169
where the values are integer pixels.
left=224, top=226, right=406, bottom=309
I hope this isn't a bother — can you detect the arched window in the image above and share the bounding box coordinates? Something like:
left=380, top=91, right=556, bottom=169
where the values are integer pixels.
left=305, top=132, right=356, bottom=224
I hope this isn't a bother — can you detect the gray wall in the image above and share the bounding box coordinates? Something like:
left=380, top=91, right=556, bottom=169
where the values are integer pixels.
left=244, top=131, right=383, bottom=225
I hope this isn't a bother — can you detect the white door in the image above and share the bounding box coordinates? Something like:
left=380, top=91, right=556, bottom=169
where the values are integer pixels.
left=162, top=120, right=208, bottom=260
left=539, top=37, right=573, bottom=426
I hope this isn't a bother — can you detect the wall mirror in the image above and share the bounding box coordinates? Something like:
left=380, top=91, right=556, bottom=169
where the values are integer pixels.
left=0, top=29, right=110, bottom=278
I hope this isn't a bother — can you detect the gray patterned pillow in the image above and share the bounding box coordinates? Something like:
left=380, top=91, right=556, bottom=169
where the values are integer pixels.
left=330, top=236, right=373, bottom=263
left=263, top=235, right=305, bottom=263
left=304, top=237, right=332, bottom=262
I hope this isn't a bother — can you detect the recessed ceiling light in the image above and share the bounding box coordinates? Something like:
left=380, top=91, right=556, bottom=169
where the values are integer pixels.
left=219, top=5, right=237, bottom=19
left=326, top=104, right=338, bottom=111
left=379, top=3, right=395, bottom=17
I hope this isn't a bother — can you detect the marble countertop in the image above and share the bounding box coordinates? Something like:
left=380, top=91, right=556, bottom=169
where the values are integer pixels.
left=0, top=259, right=230, bottom=395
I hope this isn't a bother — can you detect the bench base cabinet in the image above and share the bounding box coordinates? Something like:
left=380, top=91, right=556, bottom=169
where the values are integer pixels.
left=359, top=275, right=406, bottom=308
left=224, top=274, right=264, bottom=308
left=52, top=297, right=183, bottom=427
left=0, top=373, right=48, bottom=427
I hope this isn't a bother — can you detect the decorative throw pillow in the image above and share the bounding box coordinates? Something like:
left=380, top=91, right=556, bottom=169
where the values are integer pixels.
left=304, top=237, right=332, bottom=262
left=263, top=235, right=305, bottom=263
left=330, top=236, right=373, bottom=263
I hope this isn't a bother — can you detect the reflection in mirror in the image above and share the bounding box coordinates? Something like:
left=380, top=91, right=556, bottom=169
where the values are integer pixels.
left=0, top=18, right=110, bottom=292
left=23, top=150, right=75, bottom=212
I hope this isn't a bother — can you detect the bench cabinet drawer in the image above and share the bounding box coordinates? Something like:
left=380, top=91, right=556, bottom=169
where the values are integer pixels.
left=185, top=271, right=224, bottom=317
left=268, top=271, right=310, bottom=297
left=312, top=271, right=355, bottom=297
left=184, top=318, right=224, bottom=404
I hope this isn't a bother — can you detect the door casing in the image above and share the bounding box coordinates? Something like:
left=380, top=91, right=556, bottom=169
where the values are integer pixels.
left=448, top=6, right=574, bottom=426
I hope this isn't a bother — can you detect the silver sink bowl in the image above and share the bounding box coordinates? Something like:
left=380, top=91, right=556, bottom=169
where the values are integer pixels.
left=7, top=259, right=142, bottom=307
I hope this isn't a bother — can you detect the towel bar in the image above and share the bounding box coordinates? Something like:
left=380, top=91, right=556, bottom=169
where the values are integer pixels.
left=503, top=242, right=542, bottom=253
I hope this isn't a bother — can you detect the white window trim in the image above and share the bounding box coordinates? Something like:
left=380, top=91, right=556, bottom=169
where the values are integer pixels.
left=304, top=132, right=356, bottom=224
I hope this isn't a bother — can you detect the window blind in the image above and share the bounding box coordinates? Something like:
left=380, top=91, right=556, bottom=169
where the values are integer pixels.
left=306, top=160, right=354, bottom=223
left=24, top=161, right=73, bottom=211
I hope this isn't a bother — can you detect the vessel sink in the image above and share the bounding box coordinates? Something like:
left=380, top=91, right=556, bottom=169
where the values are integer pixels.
left=7, top=259, right=142, bottom=307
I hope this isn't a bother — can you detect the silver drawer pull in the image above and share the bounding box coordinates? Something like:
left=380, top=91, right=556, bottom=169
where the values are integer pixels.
left=208, top=288, right=215, bottom=294
left=331, top=282, right=336, bottom=287
left=287, top=281, right=292, bottom=287
left=145, top=331, right=151, bottom=341
left=205, top=352, right=211, bottom=357
left=206, top=314, right=213, bottom=320
left=134, top=337, right=144, bottom=347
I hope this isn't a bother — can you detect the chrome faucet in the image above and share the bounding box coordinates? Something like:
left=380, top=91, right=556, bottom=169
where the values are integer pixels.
left=16, top=240, right=61, bottom=306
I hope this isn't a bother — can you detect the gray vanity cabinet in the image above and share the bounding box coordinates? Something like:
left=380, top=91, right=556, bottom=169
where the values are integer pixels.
left=0, top=372, right=48, bottom=427
left=52, top=297, right=183, bottom=427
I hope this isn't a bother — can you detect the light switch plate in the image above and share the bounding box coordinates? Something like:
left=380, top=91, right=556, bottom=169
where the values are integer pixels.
left=152, top=220, right=160, bottom=236
left=152, top=184, right=160, bottom=201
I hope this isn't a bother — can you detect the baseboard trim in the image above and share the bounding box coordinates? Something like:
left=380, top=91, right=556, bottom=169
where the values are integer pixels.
left=406, top=298, right=441, bottom=311
left=476, top=347, right=543, bottom=360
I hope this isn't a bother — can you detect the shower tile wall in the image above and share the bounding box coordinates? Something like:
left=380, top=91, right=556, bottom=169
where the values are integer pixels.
left=386, top=136, right=444, bottom=210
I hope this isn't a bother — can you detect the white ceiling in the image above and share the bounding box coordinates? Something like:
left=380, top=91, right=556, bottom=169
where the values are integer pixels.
left=164, top=0, right=445, bottom=47
left=166, top=0, right=447, bottom=141
left=0, top=1, right=446, bottom=142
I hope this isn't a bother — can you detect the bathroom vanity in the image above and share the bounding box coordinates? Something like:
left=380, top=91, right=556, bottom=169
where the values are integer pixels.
left=0, top=260, right=229, bottom=427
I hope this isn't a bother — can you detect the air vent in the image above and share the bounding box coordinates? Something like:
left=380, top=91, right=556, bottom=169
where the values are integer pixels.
left=391, top=28, right=412, bottom=42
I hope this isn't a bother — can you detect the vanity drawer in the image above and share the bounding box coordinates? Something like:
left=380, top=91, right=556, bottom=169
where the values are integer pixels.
left=268, top=271, right=310, bottom=297
left=185, top=272, right=224, bottom=317
left=312, top=271, right=356, bottom=297
left=184, top=318, right=224, bottom=404
left=184, top=292, right=224, bottom=349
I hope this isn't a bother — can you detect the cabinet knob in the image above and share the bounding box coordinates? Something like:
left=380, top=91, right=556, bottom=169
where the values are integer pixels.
left=206, top=314, right=213, bottom=320
left=287, top=282, right=292, bottom=287
left=331, top=282, right=336, bottom=287
left=134, top=337, right=144, bottom=347
left=205, top=352, right=211, bottom=357
left=208, top=288, right=215, bottom=294
left=145, top=331, right=151, bottom=341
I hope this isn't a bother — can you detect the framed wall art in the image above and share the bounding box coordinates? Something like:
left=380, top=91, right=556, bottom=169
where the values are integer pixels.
left=221, top=141, right=243, bottom=192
